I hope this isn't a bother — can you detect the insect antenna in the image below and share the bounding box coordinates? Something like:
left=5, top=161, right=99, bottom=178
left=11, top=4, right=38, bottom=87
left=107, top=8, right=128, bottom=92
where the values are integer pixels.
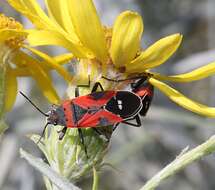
left=36, top=122, right=50, bottom=144
left=19, top=91, right=49, bottom=117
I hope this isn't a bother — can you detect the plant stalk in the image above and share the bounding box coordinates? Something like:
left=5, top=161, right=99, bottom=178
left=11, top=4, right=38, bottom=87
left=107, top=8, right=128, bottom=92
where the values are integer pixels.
left=140, top=135, right=215, bottom=190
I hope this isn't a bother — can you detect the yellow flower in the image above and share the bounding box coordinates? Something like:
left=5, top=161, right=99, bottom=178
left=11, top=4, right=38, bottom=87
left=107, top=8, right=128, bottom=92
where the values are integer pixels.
left=7, top=0, right=215, bottom=117
left=0, top=14, right=73, bottom=111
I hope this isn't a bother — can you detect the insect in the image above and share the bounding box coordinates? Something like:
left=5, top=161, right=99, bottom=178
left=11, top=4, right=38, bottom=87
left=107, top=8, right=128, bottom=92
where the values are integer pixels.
left=20, top=75, right=154, bottom=157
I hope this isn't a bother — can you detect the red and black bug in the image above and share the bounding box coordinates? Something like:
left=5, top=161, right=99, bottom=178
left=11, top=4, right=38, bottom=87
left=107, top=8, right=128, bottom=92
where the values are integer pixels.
left=20, top=75, right=153, bottom=157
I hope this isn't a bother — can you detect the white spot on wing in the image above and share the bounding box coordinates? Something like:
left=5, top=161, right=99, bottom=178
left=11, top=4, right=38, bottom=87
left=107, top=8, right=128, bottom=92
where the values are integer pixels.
left=117, top=100, right=123, bottom=110
left=117, top=100, right=122, bottom=104
left=118, top=104, right=123, bottom=110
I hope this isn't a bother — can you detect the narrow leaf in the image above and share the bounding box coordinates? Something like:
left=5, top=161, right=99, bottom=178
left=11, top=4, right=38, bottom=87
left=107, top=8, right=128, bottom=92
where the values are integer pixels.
left=20, top=149, right=81, bottom=190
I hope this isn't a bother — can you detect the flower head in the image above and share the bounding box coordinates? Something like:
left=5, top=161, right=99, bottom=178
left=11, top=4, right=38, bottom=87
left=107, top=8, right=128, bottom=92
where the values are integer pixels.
left=31, top=125, right=110, bottom=184
left=0, top=13, right=28, bottom=112
left=0, top=14, right=74, bottom=112
left=8, top=0, right=215, bottom=117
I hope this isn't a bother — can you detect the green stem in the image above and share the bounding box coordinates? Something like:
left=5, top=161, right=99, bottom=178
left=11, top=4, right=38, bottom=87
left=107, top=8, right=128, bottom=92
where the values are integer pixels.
left=0, top=59, right=7, bottom=134
left=0, top=120, right=8, bottom=134
left=92, top=167, right=99, bottom=190
left=140, top=135, right=215, bottom=190
left=0, top=62, right=5, bottom=118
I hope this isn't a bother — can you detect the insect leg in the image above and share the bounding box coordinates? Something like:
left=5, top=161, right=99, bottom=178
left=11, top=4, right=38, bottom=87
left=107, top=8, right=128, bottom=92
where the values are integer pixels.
left=102, top=76, right=142, bottom=82
left=75, top=75, right=91, bottom=97
left=75, top=87, right=80, bottom=97
left=37, top=122, right=50, bottom=144
left=92, top=127, right=103, bottom=136
left=113, top=123, right=120, bottom=131
left=122, top=115, right=142, bottom=127
left=58, top=127, right=67, bottom=140
left=92, top=127, right=110, bottom=142
left=91, top=82, right=104, bottom=93
left=131, top=77, right=148, bottom=91
left=78, top=128, right=88, bottom=158
left=77, top=75, right=91, bottom=88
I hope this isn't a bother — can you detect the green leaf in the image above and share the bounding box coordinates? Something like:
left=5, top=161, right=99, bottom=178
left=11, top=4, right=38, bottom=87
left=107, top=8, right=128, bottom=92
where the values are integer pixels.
left=20, top=148, right=81, bottom=190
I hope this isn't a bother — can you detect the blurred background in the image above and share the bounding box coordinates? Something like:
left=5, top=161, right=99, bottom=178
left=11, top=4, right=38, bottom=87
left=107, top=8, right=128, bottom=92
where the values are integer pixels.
left=1, top=0, right=215, bottom=189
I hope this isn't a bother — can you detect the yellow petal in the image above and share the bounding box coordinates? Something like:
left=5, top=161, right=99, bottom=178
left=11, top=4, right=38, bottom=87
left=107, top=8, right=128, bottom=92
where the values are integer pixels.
left=22, top=0, right=49, bottom=21
left=53, top=53, right=74, bottom=65
left=8, top=0, right=82, bottom=50
left=72, top=59, right=89, bottom=85
left=23, top=46, right=73, bottom=83
left=149, top=78, right=215, bottom=117
left=45, top=0, right=75, bottom=34
left=126, top=34, right=182, bottom=73
left=150, top=61, right=215, bottom=82
left=90, top=60, right=99, bottom=81
left=41, top=53, right=74, bottom=71
left=8, top=0, right=95, bottom=58
left=45, top=0, right=66, bottom=27
left=8, top=0, right=54, bottom=30
left=11, top=68, right=30, bottom=76
left=4, top=66, right=18, bottom=111
left=15, top=52, right=60, bottom=104
left=12, top=53, right=74, bottom=75
left=110, top=11, right=143, bottom=68
left=67, top=0, right=108, bottom=62
left=27, top=30, right=92, bottom=58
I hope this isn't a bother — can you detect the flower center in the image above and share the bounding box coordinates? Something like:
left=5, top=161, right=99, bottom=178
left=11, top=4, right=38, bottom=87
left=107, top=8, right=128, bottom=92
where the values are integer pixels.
left=0, top=14, right=23, bottom=30
left=0, top=14, right=26, bottom=49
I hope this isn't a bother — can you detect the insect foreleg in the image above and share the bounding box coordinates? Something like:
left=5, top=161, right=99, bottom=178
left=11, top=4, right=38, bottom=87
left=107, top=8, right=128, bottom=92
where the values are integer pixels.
left=78, top=128, right=88, bottom=158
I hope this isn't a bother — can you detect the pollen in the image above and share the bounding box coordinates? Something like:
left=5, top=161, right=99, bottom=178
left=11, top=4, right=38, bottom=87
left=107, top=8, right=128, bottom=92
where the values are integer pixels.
left=0, top=14, right=26, bottom=49
left=5, top=36, right=26, bottom=49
